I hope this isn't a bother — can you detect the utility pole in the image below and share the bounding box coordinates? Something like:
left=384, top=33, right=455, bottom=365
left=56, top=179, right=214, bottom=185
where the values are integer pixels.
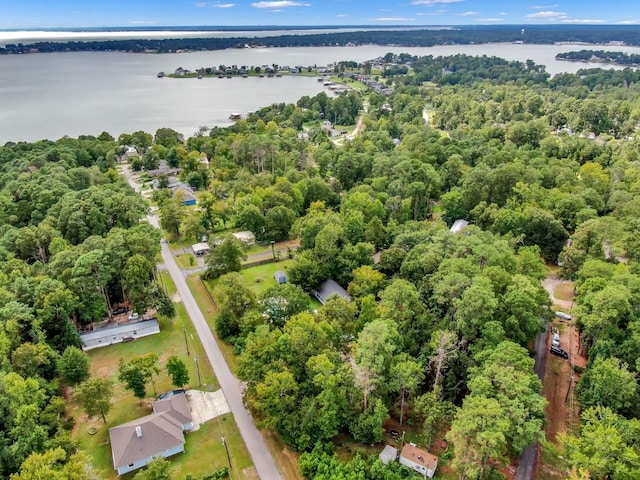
left=194, top=355, right=202, bottom=386
left=222, top=435, right=232, bottom=471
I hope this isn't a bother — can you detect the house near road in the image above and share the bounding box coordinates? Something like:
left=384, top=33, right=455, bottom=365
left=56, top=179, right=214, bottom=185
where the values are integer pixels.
left=313, top=279, right=351, bottom=305
left=232, top=230, right=256, bottom=246
left=173, top=185, right=197, bottom=206
left=109, top=392, right=194, bottom=475
left=192, top=242, right=210, bottom=256
left=79, top=318, right=160, bottom=351
left=399, top=444, right=438, bottom=479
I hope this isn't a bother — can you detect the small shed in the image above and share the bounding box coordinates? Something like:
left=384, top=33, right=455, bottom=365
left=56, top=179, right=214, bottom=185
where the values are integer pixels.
left=379, top=445, right=398, bottom=465
left=313, top=279, right=351, bottom=305
left=192, top=242, right=210, bottom=256
left=274, top=270, right=287, bottom=284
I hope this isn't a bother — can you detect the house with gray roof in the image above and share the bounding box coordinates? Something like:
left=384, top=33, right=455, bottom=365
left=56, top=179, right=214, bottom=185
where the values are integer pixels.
left=109, top=392, right=194, bottom=475
left=153, top=392, right=194, bottom=432
left=313, top=279, right=351, bottom=305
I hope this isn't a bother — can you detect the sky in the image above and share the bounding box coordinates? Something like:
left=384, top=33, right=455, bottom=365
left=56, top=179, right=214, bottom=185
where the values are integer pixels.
left=2, top=0, right=639, bottom=29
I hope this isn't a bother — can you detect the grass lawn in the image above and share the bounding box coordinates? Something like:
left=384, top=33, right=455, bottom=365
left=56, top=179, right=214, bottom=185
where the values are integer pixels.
left=72, top=272, right=256, bottom=479
left=240, top=260, right=295, bottom=294
left=186, top=274, right=239, bottom=375
left=553, top=282, right=575, bottom=302
left=175, top=253, right=197, bottom=269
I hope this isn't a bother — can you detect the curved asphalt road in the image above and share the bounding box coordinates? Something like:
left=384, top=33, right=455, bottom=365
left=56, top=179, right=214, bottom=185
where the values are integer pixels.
left=122, top=166, right=282, bottom=480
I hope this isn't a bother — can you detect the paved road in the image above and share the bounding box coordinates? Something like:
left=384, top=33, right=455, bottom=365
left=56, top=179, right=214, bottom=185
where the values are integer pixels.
left=515, top=327, right=549, bottom=480
left=121, top=165, right=282, bottom=479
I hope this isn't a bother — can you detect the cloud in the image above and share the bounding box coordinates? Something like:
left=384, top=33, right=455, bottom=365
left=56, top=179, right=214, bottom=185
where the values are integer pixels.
left=371, top=17, right=416, bottom=21
left=251, top=1, right=310, bottom=8
left=499, top=12, right=508, bottom=15
left=195, top=2, right=209, bottom=6
left=561, top=18, right=605, bottom=23
left=532, top=4, right=559, bottom=8
left=456, top=11, right=479, bottom=16
left=213, top=3, right=235, bottom=7
left=477, top=18, right=503, bottom=22
left=618, top=19, right=640, bottom=24
left=411, top=0, right=463, bottom=5
left=525, top=10, right=566, bottom=18
left=130, top=20, right=156, bottom=24
left=336, top=14, right=348, bottom=17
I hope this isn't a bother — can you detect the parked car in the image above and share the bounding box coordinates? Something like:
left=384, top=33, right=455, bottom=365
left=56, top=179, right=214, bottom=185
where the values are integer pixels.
left=128, top=312, right=140, bottom=321
left=112, top=307, right=129, bottom=315
left=552, top=333, right=560, bottom=347
left=555, top=311, right=572, bottom=321
left=550, top=345, right=569, bottom=359
left=387, top=429, right=401, bottom=439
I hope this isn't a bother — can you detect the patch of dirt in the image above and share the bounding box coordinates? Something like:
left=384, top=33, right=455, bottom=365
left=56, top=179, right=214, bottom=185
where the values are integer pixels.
left=262, top=430, right=302, bottom=480
left=171, top=292, right=182, bottom=303
left=543, top=321, right=585, bottom=444
left=241, top=466, right=259, bottom=480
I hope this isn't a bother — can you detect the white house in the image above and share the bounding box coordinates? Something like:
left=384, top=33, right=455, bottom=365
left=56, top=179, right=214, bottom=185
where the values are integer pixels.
left=399, top=444, right=438, bottom=479
left=192, top=242, right=210, bottom=256
left=232, top=231, right=256, bottom=246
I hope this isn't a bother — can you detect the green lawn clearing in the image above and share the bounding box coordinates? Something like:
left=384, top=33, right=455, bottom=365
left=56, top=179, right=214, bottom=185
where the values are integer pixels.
left=239, top=260, right=295, bottom=294
left=72, top=272, right=256, bottom=478
left=175, top=253, right=197, bottom=269
left=553, top=282, right=575, bottom=302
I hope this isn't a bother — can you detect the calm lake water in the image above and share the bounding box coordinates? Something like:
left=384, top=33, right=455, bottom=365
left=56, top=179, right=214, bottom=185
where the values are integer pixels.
left=1, top=42, right=639, bottom=143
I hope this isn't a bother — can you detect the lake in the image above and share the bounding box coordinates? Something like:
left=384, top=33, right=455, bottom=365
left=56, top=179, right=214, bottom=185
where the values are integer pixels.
left=1, top=42, right=639, bottom=143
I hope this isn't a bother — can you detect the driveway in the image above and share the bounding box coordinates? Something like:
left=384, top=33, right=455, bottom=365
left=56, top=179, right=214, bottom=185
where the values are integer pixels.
left=186, top=389, right=231, bottom=430
left=121, top=164, right=282, bottom=479
left=542, top=274, right=573, bottom=310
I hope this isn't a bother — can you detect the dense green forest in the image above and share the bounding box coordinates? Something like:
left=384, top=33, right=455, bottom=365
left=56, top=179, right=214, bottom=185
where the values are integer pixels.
left=3, top=24, right=640, bottom=54
left=557, top=49, right=640, bottom=66
left=3, top=51, right=640, bottom=478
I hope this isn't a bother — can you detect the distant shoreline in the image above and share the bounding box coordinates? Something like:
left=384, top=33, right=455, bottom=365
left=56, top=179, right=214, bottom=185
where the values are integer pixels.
left=3, top=25, right=640, bottom=55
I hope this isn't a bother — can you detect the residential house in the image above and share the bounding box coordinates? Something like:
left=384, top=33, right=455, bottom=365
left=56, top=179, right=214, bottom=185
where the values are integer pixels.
left=153, top=392, right=195, bottom=431
left=313, top=279, right=351, bottom=305
left=110, top=413, right=185, bottom=475
left=450, top=219, right=470, bottom=234
left=192, top=242, right=210, bottom=256
left=232, top=231, right=256, bottom=246
left=79, top=318, right=160, bottom=351
left=399, top=444, right=438, bottom=479
left=109, top=392, right=194, bottom=475
left=173, top=185, right=197, bottom=206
